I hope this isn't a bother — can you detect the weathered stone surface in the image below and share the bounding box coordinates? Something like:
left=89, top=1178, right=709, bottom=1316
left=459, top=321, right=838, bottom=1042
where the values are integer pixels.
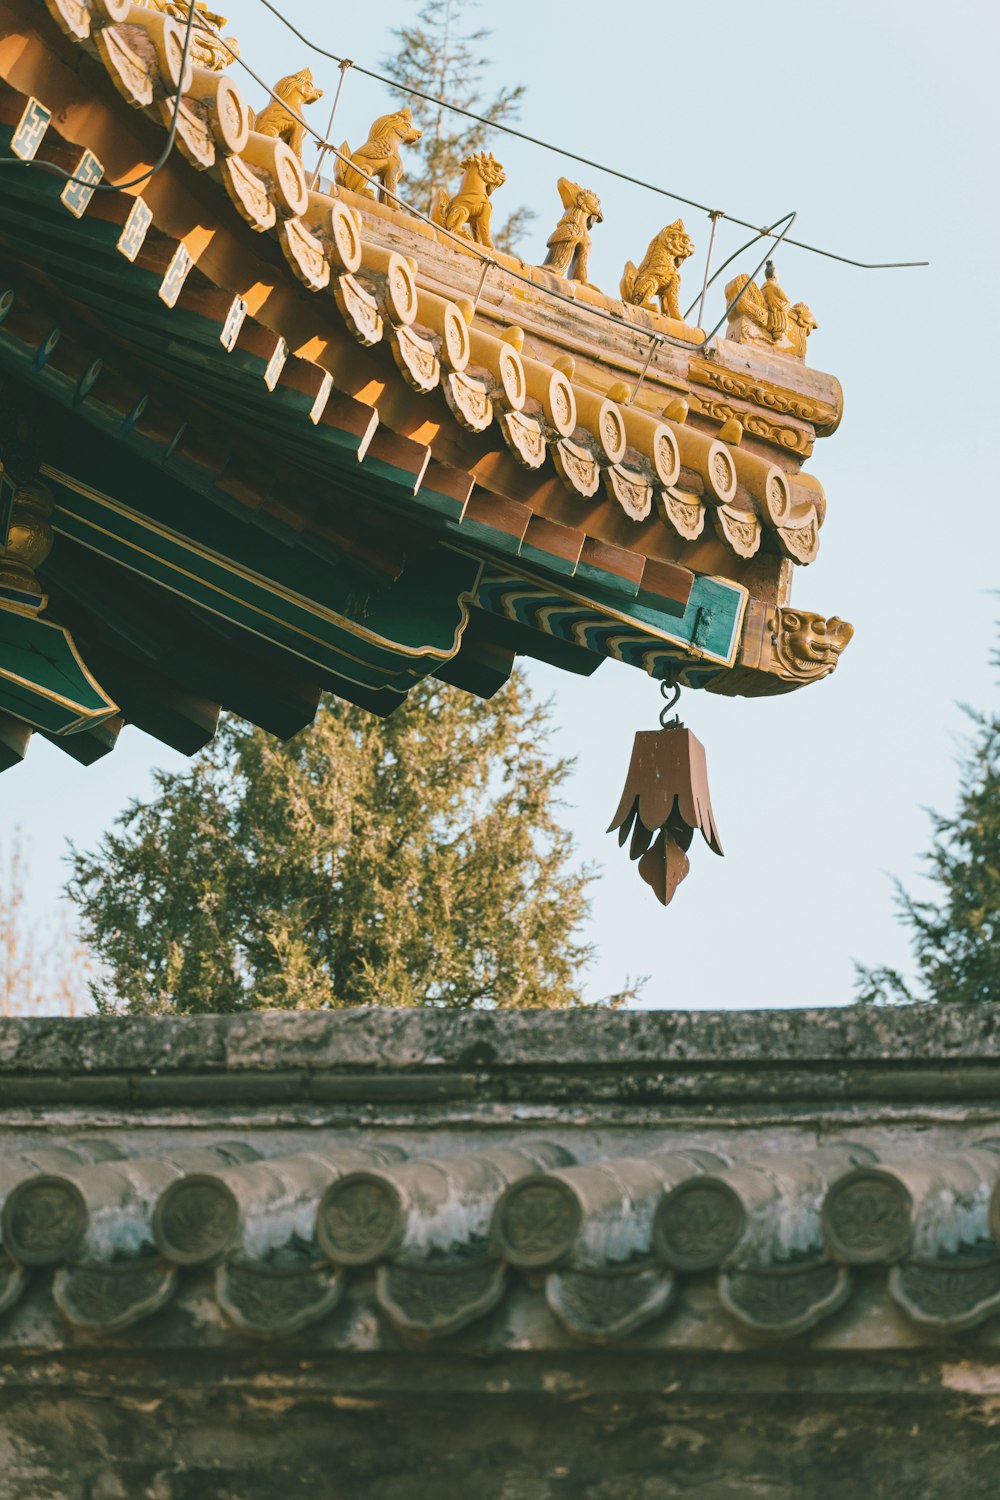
left=2, top=1008, right=1000, bottom=1496
left=4, top=1005, right=1000, bottom=1080
left=1, top=1365, right=999, bottom=1499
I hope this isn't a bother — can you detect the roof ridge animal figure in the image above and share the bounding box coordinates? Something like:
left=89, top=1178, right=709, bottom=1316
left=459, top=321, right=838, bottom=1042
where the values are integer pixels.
left=252, top=68, right=323, bottom=159
left=335, top=107, right=423, bottom=204
left=542, top=176, right=603, bottom=285
left=785, top=302, right=818, bottom=358
left=620, top=220, right=695, bottom=321
left=431, top=152, right=506, bottom=249
left=723, top=261, right=817, bottom=359
left=142, top=0, right=238, bottom=70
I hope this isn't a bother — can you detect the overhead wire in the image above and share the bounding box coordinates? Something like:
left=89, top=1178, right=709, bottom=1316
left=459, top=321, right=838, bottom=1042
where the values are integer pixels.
left=252, top=0, right=928, bottom=271
left=0, top=0, right=199, bottom=192
left=0, top=0, right=926, bottom=378
left=214, top=28, right=796, bottom=360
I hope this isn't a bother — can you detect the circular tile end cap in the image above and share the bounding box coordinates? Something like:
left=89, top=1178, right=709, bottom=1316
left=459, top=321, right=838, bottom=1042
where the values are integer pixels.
left=317, top=1172, right=404, bottom=1267
left=491, top=1177, right=582, bottom=1270
left=821, top=1168, right=913, bottom=1265
left=653, top=1178, right=747, bottom=1272
left=2, top=1175, right=87, bottom=1267
left=152, top=1174, right=239, bottom=1266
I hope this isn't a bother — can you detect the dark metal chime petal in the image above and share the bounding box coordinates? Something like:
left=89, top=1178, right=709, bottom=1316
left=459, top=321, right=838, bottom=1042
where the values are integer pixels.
left=607, top=725, right=723, bottom=906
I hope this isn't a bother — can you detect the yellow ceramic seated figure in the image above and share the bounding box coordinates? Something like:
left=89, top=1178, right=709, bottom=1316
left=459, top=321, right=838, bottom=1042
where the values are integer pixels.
left=542, top=177, right=603, bottom=285
left=724, top=261, right=817, bottom=360
left=253, top=68, right=323, bottom=159
left=431, top=152, right=506, bottom=249
left=620, top=220, right=695, bottom=321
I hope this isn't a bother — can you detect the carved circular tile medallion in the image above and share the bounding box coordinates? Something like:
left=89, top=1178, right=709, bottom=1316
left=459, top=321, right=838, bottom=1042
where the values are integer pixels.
left=160, top=21, right=188, bottom=91
left=496, top=345, right=526, bottom=410
left=152, top=1175, right=239, bottom=1265
left=599, top=404, right=626, bottom=463
left=821, top=1169, right=912, bottom=1264
left=211, top=77, right=250, bottom=156
left=440, top=302, right=470, bottom=371
left=764, top=470, right=791, bottom=526
left=652, top=426, right=680, bottom=488
left=266, top=140, right=308, bottom=219
left=709, top=446, right=736, bottom=501
left=653, top=1179, right=746, bottom=1271
left=548, top=373, right=576, bottom=437
left=2, top=1175, right=87, bottom=1266
left=491, top=1178, right=581, bottom=1269
left=384, top=254, right=417, bottom=326
left=317, top=1173, right=404, bottom=1266
left=330, top=201, right=362, bottom=273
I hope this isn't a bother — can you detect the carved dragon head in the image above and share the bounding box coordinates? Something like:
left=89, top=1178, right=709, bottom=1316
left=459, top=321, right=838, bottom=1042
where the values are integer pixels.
left=772, top=610, right=854, bottom=680
left=558, top=177, right=603, bottom=225
left=578, top=186, right=603, bottom=225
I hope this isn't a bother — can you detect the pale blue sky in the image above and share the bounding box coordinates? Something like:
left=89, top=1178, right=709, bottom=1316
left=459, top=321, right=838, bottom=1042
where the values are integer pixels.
left=3, top=0, right=998, bottom=1008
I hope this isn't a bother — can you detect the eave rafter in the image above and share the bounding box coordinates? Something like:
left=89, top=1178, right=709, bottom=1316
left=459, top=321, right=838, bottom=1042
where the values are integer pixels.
left=0, top=0, right=852, bottom=771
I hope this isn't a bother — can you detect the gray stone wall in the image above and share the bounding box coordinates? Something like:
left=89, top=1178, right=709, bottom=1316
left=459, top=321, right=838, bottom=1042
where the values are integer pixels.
left=2, top=1007, right=1000, bottom=1499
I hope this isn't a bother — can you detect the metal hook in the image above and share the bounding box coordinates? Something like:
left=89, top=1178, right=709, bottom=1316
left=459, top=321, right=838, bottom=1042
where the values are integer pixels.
left=659, top=675, right=681, bottom=728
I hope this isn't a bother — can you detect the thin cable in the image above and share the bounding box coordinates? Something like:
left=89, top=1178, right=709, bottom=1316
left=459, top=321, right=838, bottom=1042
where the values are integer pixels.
left=0, top=0, right=199, bottom=192
left=198, top=38, right=802, bottom=368
left=310, top=57, right=352, bottom=191
left=684, top=227, right=780, bottom=322
left=252, top=0, right=927, bottom=271
left=216, top=46, right=719, bottom=358
left=699, top=213, right=797, bottom=346
left=695, top=210, right=723, bottom=330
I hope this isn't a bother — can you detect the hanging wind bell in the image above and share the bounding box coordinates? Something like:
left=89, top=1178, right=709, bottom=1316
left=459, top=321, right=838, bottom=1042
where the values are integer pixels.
left=607, top=679, right=723, bottom=906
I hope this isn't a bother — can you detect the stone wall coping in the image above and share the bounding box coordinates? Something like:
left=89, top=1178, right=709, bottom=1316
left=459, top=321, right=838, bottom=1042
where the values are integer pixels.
left=0, top=1005, right=995, bottom=1077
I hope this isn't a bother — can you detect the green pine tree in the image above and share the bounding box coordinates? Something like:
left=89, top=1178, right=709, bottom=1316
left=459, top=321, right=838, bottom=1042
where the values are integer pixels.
left=68, top=673, right=634, bottom=1014
left=855, top=643, right=999, bottom=1004
left=381, top=0, right=534, bottom=253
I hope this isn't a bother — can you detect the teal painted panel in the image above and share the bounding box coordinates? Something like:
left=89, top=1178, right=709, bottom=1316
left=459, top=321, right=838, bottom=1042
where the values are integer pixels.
left=573, top=559, right=641, bottom=603
left=453, top=515, right=523, bottom=556
left=476, top=568, right=747, bottom=672
left=626, top=574, right=746, bottom=665
left=0, top=608, right=118, bottom=734
left=517, top=540, right=580, bottom=579
left=45, top=472, right=479, bottom=690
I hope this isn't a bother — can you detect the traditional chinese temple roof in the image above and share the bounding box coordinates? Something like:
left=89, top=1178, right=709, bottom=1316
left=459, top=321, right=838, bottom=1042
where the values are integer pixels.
left=0, top=0, right=854, bottom=781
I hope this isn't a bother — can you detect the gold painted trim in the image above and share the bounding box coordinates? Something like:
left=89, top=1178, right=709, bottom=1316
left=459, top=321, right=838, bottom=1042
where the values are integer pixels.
left=42, top=466, right=477, bottom=666
left=0, top=615, right=119, bottom=729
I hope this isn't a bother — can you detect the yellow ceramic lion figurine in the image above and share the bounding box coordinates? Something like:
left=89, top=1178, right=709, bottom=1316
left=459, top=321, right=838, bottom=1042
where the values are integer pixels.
left=620, top=220, right=695, bottom=320
left=335, top=108, right=423, bottom=203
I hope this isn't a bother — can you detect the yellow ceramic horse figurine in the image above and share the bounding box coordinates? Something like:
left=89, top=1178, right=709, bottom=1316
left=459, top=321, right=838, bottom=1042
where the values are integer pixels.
left=335, top=108, right=423, bottom=203
left=253, top=68, right=323, bottom=159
